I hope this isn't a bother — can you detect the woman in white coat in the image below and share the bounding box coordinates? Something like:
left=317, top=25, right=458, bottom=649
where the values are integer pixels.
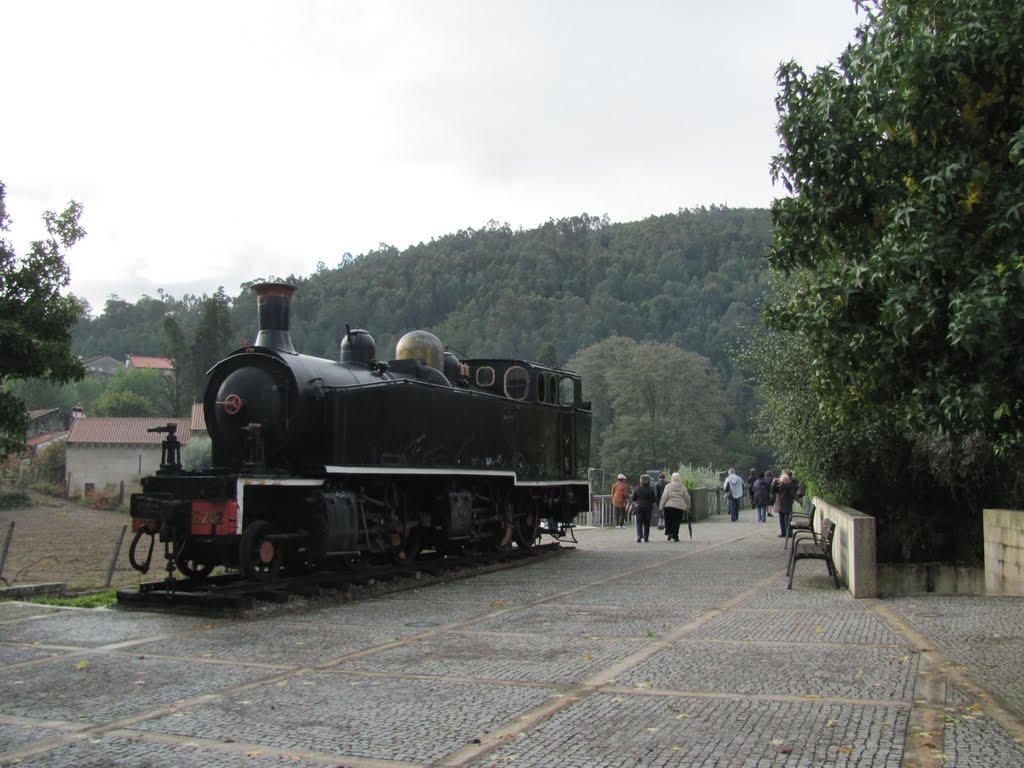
left=659, top=472, right=691, bottom=542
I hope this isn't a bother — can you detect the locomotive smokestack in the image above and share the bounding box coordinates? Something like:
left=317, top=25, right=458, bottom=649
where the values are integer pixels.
left=252, top=282, right=297, bottom=353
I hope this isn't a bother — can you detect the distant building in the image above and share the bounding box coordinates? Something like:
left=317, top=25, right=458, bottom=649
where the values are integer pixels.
left=82, top=355, right=121, bottom=377
left=25, top=430, right=69, bottom=457
left=125, top=355, right=176, bottom=378
left=26, top=408, right=70, bottom=438
left=189, top=402, right=208, bottom=439
left=65, top=417, right=191, bottom=498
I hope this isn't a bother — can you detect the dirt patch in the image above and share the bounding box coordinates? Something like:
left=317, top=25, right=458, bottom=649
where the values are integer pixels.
left=0, top=493, right=146, bottom=591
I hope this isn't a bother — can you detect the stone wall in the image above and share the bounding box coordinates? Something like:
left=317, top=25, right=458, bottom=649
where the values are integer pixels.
left=984, top=508, right=1024, bottom=596
left=811, top=497, right=877, bottom=598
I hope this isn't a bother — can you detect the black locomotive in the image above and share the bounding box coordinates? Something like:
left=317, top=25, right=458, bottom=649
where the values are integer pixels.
left=129, top=282, right=592, bottom=581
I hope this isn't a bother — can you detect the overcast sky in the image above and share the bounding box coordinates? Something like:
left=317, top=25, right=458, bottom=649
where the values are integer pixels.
left=2, top=0, right=861, bottom=314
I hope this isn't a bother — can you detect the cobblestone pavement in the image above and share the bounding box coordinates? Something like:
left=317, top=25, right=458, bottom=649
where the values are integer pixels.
left=1, top=514, right=1023, bottom=767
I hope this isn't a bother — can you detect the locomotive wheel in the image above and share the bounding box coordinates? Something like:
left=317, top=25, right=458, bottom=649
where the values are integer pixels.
left=239, top=520, right=282, bottom=580
left=512, top=509, right=539, bottom=550
left=491, top=523, right=514, bottom=553
left=395, top=528, right=422, bottom=566
left=176, top=556, right=215, bottom=582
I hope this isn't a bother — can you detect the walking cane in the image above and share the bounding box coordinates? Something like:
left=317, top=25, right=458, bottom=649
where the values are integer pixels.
left=687, top=510, right=693, bottom=540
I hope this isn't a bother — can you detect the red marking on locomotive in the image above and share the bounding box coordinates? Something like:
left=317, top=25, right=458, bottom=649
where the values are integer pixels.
left=217, top=394, right=243, bottom=415
left=191, top=500, right=239, bottom=536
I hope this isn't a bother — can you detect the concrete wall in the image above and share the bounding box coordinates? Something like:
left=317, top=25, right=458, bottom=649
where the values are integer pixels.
left=984, top=508, right=1024, bottom=596
left=877, top=562, right=985, bottom=595
left=65, top=444, right=160, bottom=498
left=812, top=497, right=877, bottom=598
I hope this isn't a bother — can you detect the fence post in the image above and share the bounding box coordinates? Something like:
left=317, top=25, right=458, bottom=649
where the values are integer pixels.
left=105, top=524, right=128, bottom=588
left=0, top=521, right=14, bottom=582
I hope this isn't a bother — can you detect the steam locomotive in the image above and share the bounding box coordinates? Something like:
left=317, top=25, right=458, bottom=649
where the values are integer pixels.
left=129, top=282, right=592, bottom=581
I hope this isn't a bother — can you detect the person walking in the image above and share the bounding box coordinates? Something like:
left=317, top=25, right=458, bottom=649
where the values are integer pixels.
left=752, top=471, right=771, bottom=523
left=746, top=468, right=757, bottom=510
left=723, top=467, right=745, bottom=522
left=631, top=473, right=657, bottom=543
left=654, top=472, right=668, bottom=530
left=611, top=474, right=630, bottom=528
left=659, top=472, right=691, bottom=541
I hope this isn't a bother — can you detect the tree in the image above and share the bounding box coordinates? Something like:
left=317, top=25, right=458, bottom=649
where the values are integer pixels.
left=570, top=337, right=729, bottom=475
left=0, top=182, right=87, bottom=459
left=92, top=390, right=154, bottom=417
left=191, top=288, right=235, bottom=395
left=91, top=368, right=162, bottom=417
left=536, top=341, right=559, bottom=368
left=765, top=0, right=1024, bottom=504
left=162, top=315, right=194, bottom=416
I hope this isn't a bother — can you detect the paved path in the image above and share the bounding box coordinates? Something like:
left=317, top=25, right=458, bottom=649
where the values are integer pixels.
left=0, top=515, right=1022, bottom=767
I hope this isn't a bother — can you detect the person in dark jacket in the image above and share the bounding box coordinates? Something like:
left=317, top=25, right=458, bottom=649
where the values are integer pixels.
left=771, top=470, right=797, bottom=537
left=747, top=468, right=757, bottom=510
left=752, top=471, right=771, bottom=523
left=631, top=474, right=657, bottom=543
left=653, top=472, right=667, bottom=529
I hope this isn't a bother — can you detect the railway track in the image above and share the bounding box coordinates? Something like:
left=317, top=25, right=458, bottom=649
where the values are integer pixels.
left=116, top=541, right=570, bottom=614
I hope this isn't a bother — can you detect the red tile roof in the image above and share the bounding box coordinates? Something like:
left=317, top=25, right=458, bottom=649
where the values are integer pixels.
left=26, top=431, right=69, bottom=448
left=68, top=418, right=192, bottom=445
left=27, top=408, right=60, bottom=420
left=190, top=402, right=207, bottom=433
left=127, top=355, right=175, bottom=371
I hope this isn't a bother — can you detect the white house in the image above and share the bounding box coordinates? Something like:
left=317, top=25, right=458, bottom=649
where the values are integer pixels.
left=65, top=417, right=191, bottom=499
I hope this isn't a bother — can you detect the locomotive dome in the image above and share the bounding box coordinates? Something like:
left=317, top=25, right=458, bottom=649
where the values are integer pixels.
left=340, top=326, right=376, bottom=366
left=395, top=330, right=444, bottom=371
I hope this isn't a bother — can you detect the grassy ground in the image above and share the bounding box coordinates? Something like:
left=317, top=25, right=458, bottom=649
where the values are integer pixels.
left=0, top=493, right=145, bottom=591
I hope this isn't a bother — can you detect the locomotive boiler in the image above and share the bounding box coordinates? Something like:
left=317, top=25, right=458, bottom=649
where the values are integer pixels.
left=129, top=282, right=592, bottom=581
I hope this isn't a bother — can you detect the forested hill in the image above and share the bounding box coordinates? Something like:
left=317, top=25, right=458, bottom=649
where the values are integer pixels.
left=74, top=205, right=771, bottom=382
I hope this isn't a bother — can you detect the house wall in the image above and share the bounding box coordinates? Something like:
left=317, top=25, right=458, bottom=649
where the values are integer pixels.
left=65, top=444, right=162, bottom=498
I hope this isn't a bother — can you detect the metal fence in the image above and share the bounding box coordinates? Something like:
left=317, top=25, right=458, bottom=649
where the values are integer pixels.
left=577, top=487, right=729, bottom=527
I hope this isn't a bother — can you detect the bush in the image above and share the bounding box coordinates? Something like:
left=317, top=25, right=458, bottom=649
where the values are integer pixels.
left=0, top=491, right=30, bottom=509
left=80, top=484, right=124, bottom=511
left=28, top=481, right=65, bottom=498
left=675, top=463, right=721, bottom=490
left=183, top=436, right=211, bottom=469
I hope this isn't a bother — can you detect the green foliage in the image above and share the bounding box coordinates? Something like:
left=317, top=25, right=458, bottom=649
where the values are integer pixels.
left=749, top=0, right=1024, bottom=559
left=91, top=368, right=162, bottom=416
left=78, top=483, right=125, bottom=511
left=0, top=181, right=87, bottom=460
left=569, top=337, right=729, bottom=475
left=15, top=588, right=118, bottom=608
left=183, top=435, right=212, bottom=469
left=72, top=207, right=773, bottom=469
left=0, top=491, right=30, bottom=509
left=767, top=0, right=1024, bottom=480
left=162, top=315, right=194, bottom=415
left=92, top=390, right=154, bottom=417
left=536, top=341, right=560, bottom=368
left=192, top=288, right=235, bottom=393
left=674, top=463, right=721, bottom=490
left=33, top=441, right=66, bottom=486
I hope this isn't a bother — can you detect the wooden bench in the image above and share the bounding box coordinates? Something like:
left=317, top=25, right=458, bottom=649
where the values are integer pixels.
left=787, top=517, right=840, bottom=590
left=785, top=502, right=815, bottom=549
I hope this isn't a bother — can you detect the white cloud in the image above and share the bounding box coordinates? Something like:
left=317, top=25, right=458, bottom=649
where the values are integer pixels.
left=0, top=0, right=862, bottom=312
